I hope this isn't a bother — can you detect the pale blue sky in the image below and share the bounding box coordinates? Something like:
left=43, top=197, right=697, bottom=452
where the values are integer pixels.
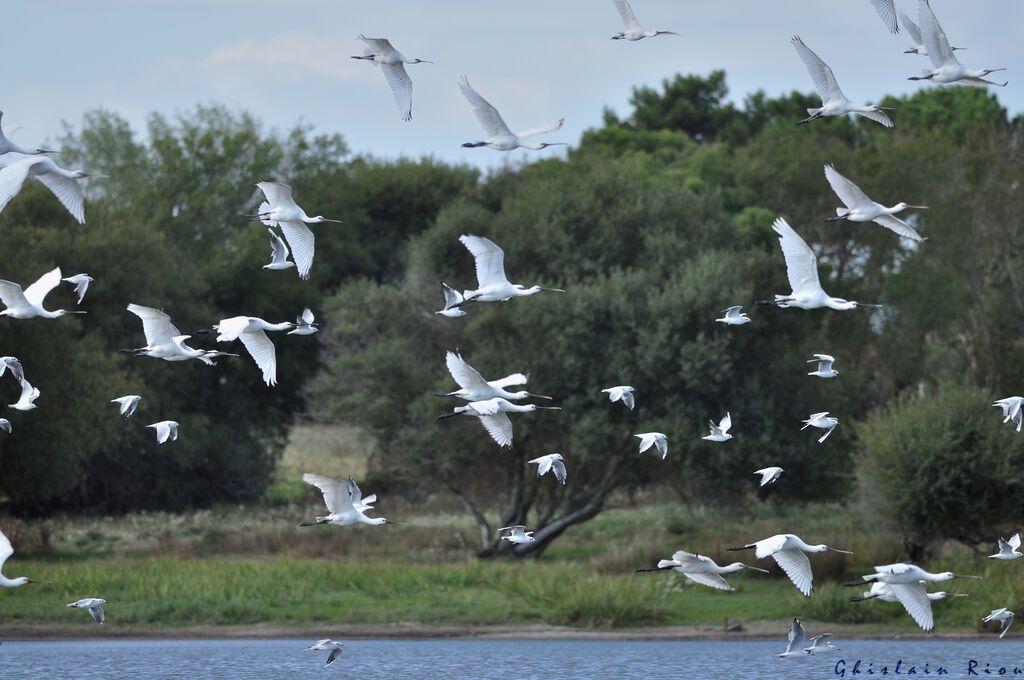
left=3, top=1, right=1021, bottom=172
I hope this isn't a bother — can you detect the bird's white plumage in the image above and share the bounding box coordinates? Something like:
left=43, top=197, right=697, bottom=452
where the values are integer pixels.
left=110, top=395, right=141, bottom=418
left=807, top=353, right=838, bottom=378
left=0, top=356, right=24, bottom=384
left=461, top=234, right=508, bottom=291
left=147, top=420, right=179, bottom=444
left=703, top=412, right=733, bottom=442
left=791, top=36, right=893, bottom=127
left=635, top=432, right=668, bottom=459
left=0, top=156, right=97, bottom=224
left=602, top=385, right=635, bottom=410
left=529, top=453, right=567, bottom=484
left=67, top=598, right=107, bottom=624
left=754, top=467, right=784, bottom=487
left=278, top=220, right=315, bottom=281
left=716, top=306, right=750, bottom=325
left=990, top=533, right=1022, bottom=559
left=779, top=618, right=807, bottom=657
left=301, top=474, right=397, bottom=527
left=354, top=36, right=429, bottom=122
left=478, top=410, right=514, bottom=448
left=458, top=76, right=564, bottom=151
left=869, top=0, right=899, bottom=34
left=0, top=418, right=10, bottom=434
left=611, top=0, right=641, bottom=32
left=824, top=165, right=925, bottom=241
left=440, top=351, right=541, bottom=402
left=264, top=228, right=294, bottom=270
left=499, top=525, right=535, bottom=544
left=887, top=581, right=935, bottom=631
left=22, top=267, right=62, bottom=309
left=213, top=316, right=294, bottom=386
left=913, top=0, right=1006, bottom=86
left=9, top=378, right=39, bottom=410
left=0, top=267, right=82, bottom=319
left=437, top=283, right=467, bottom=317
left=774, top=217, right=822, bottom=302
left=983, top=608, right=1015, bottom=638
left=62, top=273, right=93, bottom=305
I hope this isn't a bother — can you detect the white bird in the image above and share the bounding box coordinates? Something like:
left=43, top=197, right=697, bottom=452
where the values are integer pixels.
left=0, top=267, right=88, bottom=319
left=702, top=413, right=733, bottom=442
left=287, top=308, right=318, bottom=336
left=983, top=608, right=1015, bottom=639
left=459, top=76, right=566, bottom=151
left=263, top=228, right=295, bottom=271
left=807, top=354, right=839, bottom=379
left=456, top=234, right=564, bottom=305
left=868, top=0, right=899, bottom=34
left=754, top=467, right=784, bottom=487
left=635, top=432, right=668, bottom=459
left=823, top=165, right=926, bottom=242
left=0, top=356, right=24, bottom=383
left=435, top=351, right=550, bottom=402
left=802, top=412, right=839, bottom=443
left=899, top=9, right=964, bottom=56
left=147, top=420, right=178, bottom=444
left=437, top=397, right=560, bottom=448
left=908, top=0, right=1006, bottom=87
left=0, top=528, right=45, bottom=587
left=528, top=453, right=567, bottom=484
left=243, top=181, right=343, bottom=280
left=436, top=282, right=467, bottom=318
left=8, top=378, right=39, bottom=411
left=848, top=580, right=968, bottom=603
left=846, top=563, right=981, bottom=630
left=990, top=534, right=1022, bottom=560
left=61, top=273, right=93, bottom=305
left=759, top=217, right=881, bottom=311
left=791, top=36, right=894, bottom=128
left=602, top=385, right=636, bottom=410
left=715, top=306, right=750, bottom=325
left=110, top=395, right=142, bottom=418
left=352, top=35, right=431, bottom=122
left=993, top=397, right=1024, bottom=433
left=0, top=112, right=52, bottom=156
left=67, top=598, right=107, bottom=624
left=201, top=316, right=295, bottom=386
left=499, top=525, right=535, bottom=544
left=303, top=639, right=343, bottom=667
left=804, top=633, right=840, bottom=654
left=122, top=304, right=236, bottom=365
left=634, top=550, right=769, bottom=591
left=0, top=418, right=9, bottom=434
left=728, top=533, right=853, bottom=597
left=299, top=474, right=403, bottom=527
left=778, top=619, right=808, bottom=659
left=0, top=155, right=106, bottom=224
left=610, top=0, right=677, bottom=41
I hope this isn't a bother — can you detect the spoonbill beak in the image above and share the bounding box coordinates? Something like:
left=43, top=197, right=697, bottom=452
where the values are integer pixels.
left=539, top=287, right=566, bottom=293
left=827, top=547, right=854, bottom=555
left=384, top=519, right=407, bottom=525
left=742, top=564, right=771, bottom=573
left=953, top=574, right=983, bottom=580
left=907, top=205, right=929, bottom=209
left=526, top=393, right=553, bottom=400
left=535, top=406, right=562, bottom=410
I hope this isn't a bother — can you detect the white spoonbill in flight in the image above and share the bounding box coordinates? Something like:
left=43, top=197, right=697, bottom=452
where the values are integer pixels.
left=908, top=0, right=1006, bottom=87
left=436, top=282, right=467, bottom=318
left=635, top=550, right=769, bottom=591
left=758, top=217, right=882, bottom=310
left=122, top=304, right=236, bottom=365
left=791, top=36, right=894, bottom=128
left=602, top=385, right=635, bottom=410
left=754, top=467, right=784, bottom=487
left=848, top=580, right=968, bottom=604
left=61, top=273, right=93, bottom=304
left=288, top=308, right=318, bottom=336
left=715, top=306, right=750, bottom=325
left=352, top=36, right=432, bottom=122
left=528, top=453, right=567, bottom=484
left=304, top=639, right=343, bottom=667
left=110, top=395, right=141, bottom=418
left=990, top=533, right=1022, bottom=560
left=243, top=181, right=343, bottom=280
left=299, top=474, right=403, bottom=527
left=0, top=267, right=87, bottom=319
left=435, top=351, right=550, bottom=402
left=993, top=396, right=1023, bottom=432
left=802, top=412, right=839, bottom=443
left=437, top=397, right=560, bottom=448
left=728, top=533, right=853, bottom=597
left=459, top=76, right=566, bottom=151
left=0, top=155, right=107, bottom=224
left=262, top=228, right=294, bottom=272
left=868, top=0, right=899, bottom=34
left=147, top=420, right=179, bottom=444
left=845, top=563, right=981, bottom=630
left=635, top=432, right=668, bottom=459
left=8, top=378, right=40, bottom=411
left=702, top=413, right=733, bottom=442
left=983, top=608, right=1015, bottom=639
left=824, top=165, right=926, bottom=242
left=199, top=316, right=295, bottom=386
left=0, top=529, right=46, bottom=587
left=0, top=112, right=53, bottom=156
left=67, top=598, right=107, bottom=624
left=807, top=354, right=838, bottom=378
left=455, top=234, right=564, bottom=306
left=899, top=9, right=963, bottom=56
left=500, top=525, right=535, bottom=544
left=610, top=0, right=677, bottom=41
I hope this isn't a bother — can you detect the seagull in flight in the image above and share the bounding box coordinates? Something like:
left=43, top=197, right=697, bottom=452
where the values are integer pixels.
left=778, top=619, right=808, bottom=659
left=528, top=453, right=567, bottom=484
left=454, top=234, right=564, bottom=305
left=262, top=228, right=295, bottom=272
left=0, top=356, right=24, bottom=384
left=0, top=418, right=10, bottom=434
left=61, top=273, right=93, bottom=304
left=304, top=639, right=343, bottom=667
left=436, top=282, right=467, bottom=318
left=0, top=267, right=88, bottom=319
left=352, top=36, right=432, bottom=122
left=634, top=550, right=768, bottom=591
left=499, top=525, right=535, bottom=544
left=994, top=396, right=1024, bottom=432
left=791, top=36, right=894, bottom=127
left=299, top=474, right=403, bottom=527
left=754, top=467, right=784, bottom=487
left=602, top=385, right=635, bottom=410
left=715, top=306, right=750, bottom=325
left=804, top=633, right=840, bottom=654
left=67, top=598, right=107, bottom=624
left=983, top=608, right=1015, bottom=639
left=147, top=420, right=179, bottom=444
left=635, top=432, right=668, bottom=459
left=990, top=534, right=1022, bottom=560
left=110, top=395, right=142, bottom=418
left=8, top=378, right=39, bottom=411
left=610, top=0, right=677, bottom=41
left=824, top=165, right=926, bottom=242
left=702, top=413, right=733, bottom=442
left=802, top=412, right=839, bottom=443
left=807, top=354, right=838, bottom=378
left=287, top=308, right=318, bottom=335
left=459, top=76, right=565, bottom=151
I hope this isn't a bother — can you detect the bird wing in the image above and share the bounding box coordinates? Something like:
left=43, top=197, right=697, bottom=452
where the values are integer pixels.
left=889, top=581, right=934, bottom=630
left=302, top=473, right=347, bottom=514
left=300, top=307, right=314, bottom=325
left=479, top=412, right=513, bottom=448
left=325, top=647, right=342, bottom=666
left=611, top=0, right=641, bottom=31
left=127, top=304, right=179, bottom=346
left=824, top=165, right=873, bottom=211
left=654, top=436, right=668, bottom=459
left=533, top=456, right=553, bottom=477
left=869, top=0, right=899, bottom=34
left=785, top=619, right=806, bottom=653
left=985, top=607, right=1008, bottom=621
left=440, top=283, right=463, bottom=309
left=873, top=214, right=925, bottom=242
left=0, top=156, right=38, bottom=216
left=256, top=181, right=294, bottom=208
left=445, top=352, right=489, bottom=391
left=0, top=280, right=29, bottom=313
left=35, top=171, right=86, bottom=224
left=514, top=118, right=564, bottom=139
left=551, top=458, right=567, bottom=484
left=358, top=35, right=393, bottom=53
left=459, top=234, right=508, bottom=289
left=754, top=468, right=774, bottom=486
left=621, top=390, right=635, bottom=410
left=636, top=433, right=654, bottom=453
left=791, top=36, right=846, bottom=103
left=773, top=548, right=815, bottom=596
left=720, top=412, right=732, bottom=434
left=722, top=305, right=742, bottom=315
left=1, top=357, right=24, bottom=383
left=917, top=0, right=956, bottom=68
left=346, top=477, right=364, bottom=506
left=458, top=76, right=513, bottom=138
left=772, top=217, right=822, bottom=297
left=1011, top=533, right=1022, bottom=550
left=379, top=62, right=413, bottom=122
left=89, top=606, right=105, bottom=624
left=900, top=10, right=922, bottom=45
left=22, top=267, right=62, bottom=308
left=213, top=316, right=249, bottom=342
left=268, top=228, right=291, bottom=262
left=1000, top=614, right=1014, bottom=638
left=854, top=108, right=894, bottom=128
left=0, top=529, right=13, bottom=570
left=279, top=220, right=315, bottom=280
left=62, top=273, right=92, bottom=304
left=683, top=571, right=735, bottom=591
left=238, top=328, right=278, bottom=386
left=489, top=373, right=529, bottom=389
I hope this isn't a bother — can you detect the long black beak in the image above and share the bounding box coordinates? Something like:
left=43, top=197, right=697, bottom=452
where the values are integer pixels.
left=526, top=393, right=552, bottom=400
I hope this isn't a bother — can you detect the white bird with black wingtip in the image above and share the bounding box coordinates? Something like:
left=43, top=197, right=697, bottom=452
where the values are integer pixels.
left=304, top=639, right=344, bottom=667
left=529, top=453, right=567, bottom=484
left=436, top=283, right=467, bottom=318
left=67, top=598, right=107, bottom=624
left=635, top=432, right=668, bottom=459
left=983, top=608, right=1015, bottom=639
left=990, top=534, right=1022, bottom=560
left=754, top=467, right=784, bottom=487
left=288, top=308, right=318, bottom=336
left=807, top=354, right=838, bottom=379
left=602, top=385, right=635, bottom=410
left=263, top=228, right=295, bottom=271
left=802, top=412, right=839, bottom=443
left=715, top=306, right=750, bottom=325
left=110, top=395, right=141, bottom=419
left=147, top=420, right=178, bottom=444
left=703, top=413, right=733, bottom=442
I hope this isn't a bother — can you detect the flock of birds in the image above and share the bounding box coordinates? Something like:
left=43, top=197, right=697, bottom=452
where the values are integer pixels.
left=0, top=0, right=1015, bottom=665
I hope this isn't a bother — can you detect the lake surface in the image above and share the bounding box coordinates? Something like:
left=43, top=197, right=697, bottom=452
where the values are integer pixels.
left=1, top=637, right=1022, bottom=679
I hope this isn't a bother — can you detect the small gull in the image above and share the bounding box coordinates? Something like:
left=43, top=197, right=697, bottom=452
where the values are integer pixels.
left=528, top=453, right=567, bottom=484
left=754, top=467, right=784, bottom=487
left=147, top=420, right=179, bottom=444
left=110, top=395, right=142, bottom=418
left=702, top=413, right=733, bottom=442
left=61, top=273, right=93, bottom=305
left=602, top=385, right=635, bottom=410
left=715, top=306, right=751, bottom=325
left=635, top=432, right=668, bottom=459
left=807, top=354, right=838, bottom=378
left=304, top=639, right=343, bottom=667
left=499, top=525, right=535, bottom=544
left=67, top=598, right=107, bottom=624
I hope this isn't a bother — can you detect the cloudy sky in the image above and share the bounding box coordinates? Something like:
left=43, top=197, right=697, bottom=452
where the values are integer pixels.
left=4, top=1, right=1021, bottom=172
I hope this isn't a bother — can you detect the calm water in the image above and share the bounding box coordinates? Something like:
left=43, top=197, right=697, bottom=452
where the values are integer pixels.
left=1, top=638, right=1022, bottom=680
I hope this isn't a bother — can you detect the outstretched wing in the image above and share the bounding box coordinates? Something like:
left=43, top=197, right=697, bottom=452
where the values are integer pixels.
left=479, top=412, right=513, bottom=448
left=0, top=156, right=39, bottom=217
left=268, top=228, right=291, bottom=262
left=489, top=373, right=529, bottom=389
left=302, top=473, right=347, bottom=514
left=256, top=181, right=294, bottom=208
left=279, top=221, right=315, bottom=280
left=889, top=581, right=934, bottom=630
left=824, top=165, right=873, bottom=212
left=683, top=571, right=735, bottom=591
left=458, top=76, right=512, bottom=138
left=611, top=0, right=641, bottom=31
left=445, top=351, right=489, bottom=391
left=791, top=36, right=846, bottom=104
left=238, top=328, right=278, bottom=386
left=873, top=214, right=925, bottom=242
left=869, top=0, right=899, bottom=34
left=773, top=549, right=814, bottom=597
left=917, top=0, right=957, bottom=69
left=459, top=234, right=508, bottom=289
left=551, top=458, right=567, bottom=484
left=35, top=171, right=86, bottom=224
left=772, top=217, right=822, bottom=298
left=900, top=10, right=922, bottom=46
left=22, top=267, right=62, bottom=308
left=380, top=62, right=413, bottom=122
left=514, top=118, right=564, bottom=139
left=127, top=304, right=180, bottom=346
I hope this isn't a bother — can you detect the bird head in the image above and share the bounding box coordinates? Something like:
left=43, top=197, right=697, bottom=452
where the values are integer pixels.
left=56, top=309, right=87, bottom=316
left=896, top=202, right=928, bottom=210
left=313, top=216, right=343, bottom=224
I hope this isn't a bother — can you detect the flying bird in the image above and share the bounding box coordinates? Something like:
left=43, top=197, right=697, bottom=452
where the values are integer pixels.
left=61, top=273, right=93, bottom=304
left=754, top=467, right=784, bottom=487
left=146, top=420, right=179, bottom=444
left=299, top=474, right=403, bottom=527
left=0, top=356, right=24, bottom=383
left=0, top=155, right=106, bottom=224
left=635, top=432, right=668, bottom=459
left=845, top=563, right=981, bottom=630
left=459, top=76, right=566, bottom=151
left=122, top=304, right=236, bottom=365
left=436, top=282, right=467, bottom=317
left=715, top=306, right=750, bottom=325
left=610, top=0, right=677, bottom=41
left=804, top=633, right=840, bottom=654
left=67, top=598, right=107, bottom=624
left=110, top=395, right=142, bottom=418
left=702, top=413, right=733, bottom=442
left=849, top=580, right=968, bottom=604
left=0, top=267, right=88, bottom=319
left=868, top=0, right=899, bottom=34
left=807, top=354, right=839, bottom=379
left=8, top=378, right=39, bottom=411
left=728, top=533, right=853, bottom=596
left=791, top=36, right=893, bottom=127
left=802, top=412, right=839, bottom=443
left=243, top=181, right=343, bottom=280
left=758, top=217, right=881, bottom=310
left=990, top=534, right=1022, bottom=560
left=200, top=316, right=295, bottom=386
left=778, top=619, right=808, bottom=659
left=499, top=525, right=535, bottom=544
left=0, top=112, right=53, bottom=156
left=436, top=351, right=550, bottom=402
left=823, top=165, right=926, bottom=241
left=983, top=608, right=1015, bottom=639
left=994, top=397, right=1024, bottom=432
left=352, top=35, right=431, bottom=122
left=304, top=639, right=343, bottom=667
left=634, top=550, right=769, bottom=591
left=602, top=385, right=635, bottom=410
left=908, top=0, right=1006, bottom=87
left=528, top=453, right=567, bottom=484
left=455, top=234, right=564, bottom=305
left=263, top=228, right=295, bottom=271
left=287, top=308, right=318, bottom=335
left=899, top=9, right=963, bottom=56
left=0, top=528, right=46, bottom=587
left=437, top=397, right=560, bottom=448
